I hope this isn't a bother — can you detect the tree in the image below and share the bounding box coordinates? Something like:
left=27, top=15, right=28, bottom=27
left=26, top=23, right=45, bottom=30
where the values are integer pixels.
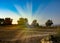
left=24, top=18, right=28, bottom=23
left=0, top=18, right=4, bottom=25
left=0, top=18, right=12, bottom=25
left=18, top=18, right=25, bottom=25
left=31, top=20, right=39, bottom=27
left=4, top=18, right=12, bottom=25
left=17, top=18, right=29, bottom=28
left=45, top=19, right=53, bottom=27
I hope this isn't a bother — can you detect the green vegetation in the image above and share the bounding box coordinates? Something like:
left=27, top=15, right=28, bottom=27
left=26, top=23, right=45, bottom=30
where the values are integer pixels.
left=31, top=20, right=39, bottom=28
left=45, top=19, right=53, bottom=27
left=17, top=18, right=29, bottom=28
left=0, top=17, right=60, bottom=43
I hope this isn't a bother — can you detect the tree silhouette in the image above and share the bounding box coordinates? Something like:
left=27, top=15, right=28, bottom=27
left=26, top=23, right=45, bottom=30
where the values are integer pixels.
left=17, top=18, right=29, bottom=27
left=4, top=18, right=12, bottom=25
left=18, top=18, right=25, bottom=25
left=45, top=19, right=53, bottom=27
left=0, top=18, right=4, bottom=25
left=0, top=18, right=12, bottom=25
left=31, top=20, right=39, bottom=27
left=24, top=18, right=28, bottom=23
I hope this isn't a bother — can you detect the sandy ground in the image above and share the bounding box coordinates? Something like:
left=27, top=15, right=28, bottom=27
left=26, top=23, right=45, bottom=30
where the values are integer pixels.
left=0, top=25, right=57, bottom=43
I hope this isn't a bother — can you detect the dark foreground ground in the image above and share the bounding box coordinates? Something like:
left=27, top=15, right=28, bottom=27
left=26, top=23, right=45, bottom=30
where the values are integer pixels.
left=0, top=25, right=59, bottom=43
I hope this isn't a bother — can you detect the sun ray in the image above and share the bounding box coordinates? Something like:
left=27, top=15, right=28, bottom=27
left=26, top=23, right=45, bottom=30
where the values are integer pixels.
left=14, top=5, right=26, bottom=18
left=14, top=1, right=51, bottom=25
left=14, top=2, right=33, bottom=24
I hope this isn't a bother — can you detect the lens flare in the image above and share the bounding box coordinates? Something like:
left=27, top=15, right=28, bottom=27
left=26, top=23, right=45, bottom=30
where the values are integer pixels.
left=14, top=2, right=49, bottom=25
left=14, top=3, right=33, bottom=24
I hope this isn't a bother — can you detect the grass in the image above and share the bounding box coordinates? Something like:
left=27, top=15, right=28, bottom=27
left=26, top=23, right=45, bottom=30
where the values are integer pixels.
left=0, top=25, right=60, bottom=43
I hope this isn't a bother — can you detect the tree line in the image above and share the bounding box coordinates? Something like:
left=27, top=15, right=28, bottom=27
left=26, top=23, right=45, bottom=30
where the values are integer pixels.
left=0, top=18, right=12, bottom=25
left=17, top=18, right=53, bottom=28
left=0, top=17, right=53, bottom=27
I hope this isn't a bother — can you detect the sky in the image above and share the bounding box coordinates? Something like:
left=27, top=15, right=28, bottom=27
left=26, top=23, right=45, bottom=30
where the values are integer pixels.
left=0, top=0, right=60, bottom=25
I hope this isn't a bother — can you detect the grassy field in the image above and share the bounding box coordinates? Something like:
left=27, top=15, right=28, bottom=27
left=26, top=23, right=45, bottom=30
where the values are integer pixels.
left=0, top=25, right=60, bottom=43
